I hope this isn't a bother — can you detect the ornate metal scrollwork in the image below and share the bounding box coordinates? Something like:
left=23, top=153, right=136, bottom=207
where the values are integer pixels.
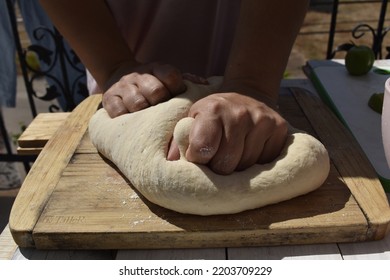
left=1, top=0, right=88, bottom=169
left=21, top=26, right=88, bottom=113
left=329, top=0, right=389, bottom=59
left=350, top=23, right=390, bottom=59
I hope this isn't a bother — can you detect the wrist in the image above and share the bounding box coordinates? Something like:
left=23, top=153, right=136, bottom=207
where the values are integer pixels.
left=103, top=59, right=140, bottom=92
left=220, top=78, right=278, bottom=109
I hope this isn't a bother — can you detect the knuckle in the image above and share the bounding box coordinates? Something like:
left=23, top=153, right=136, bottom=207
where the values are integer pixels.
left=204, top=98, right=224, bottom=115
left=104, top=101, right=127, bottom=118
left=167, top=69, right=182, bottom=84
left=120, top=72, right=138, bottom=82
left=168, top=79, right=183, bottom=92
left=187, top=140, right=216, bottom=165
left=102, top=92, right=111, bottom=105
left=148, top=86, right=169, bottom=104
left=161, top=68, right=184, bottom=92
left=253, top=110, right=276, bottom=131
left=122, top=92, right=149, bottom=112
left=131, top=97, right=149, bottom=111
left=233, top=107, right=252, bottom=127
left=278, top=119, right=288, bottom=135
left=191, top=143, right=215, bottom=161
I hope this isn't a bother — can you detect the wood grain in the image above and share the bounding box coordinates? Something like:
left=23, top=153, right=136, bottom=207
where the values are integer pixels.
left=17, top=113, right=69, bottom=150
left=9, top=95, right=102, bottom=247
left=290, top=88, right=390, bottom=240
left=8, top=90, right=390, bottom=250
left=0, top=225, right=18, bottom=260
left=31, top=148, right=368, bottom=249
left=339, top=232, right=390, bottom=260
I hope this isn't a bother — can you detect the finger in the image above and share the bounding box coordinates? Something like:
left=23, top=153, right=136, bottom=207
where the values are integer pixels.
left=208, top=122, right=247, bottom=175
left=238, top=114, right=288, bottom=167
left=167, top=137, right=180, bottom=161
left=153, top=64, right=186, bottom=95
left=132, top=73, right=170, bottom=106
left=185, top=115, right=222, bottom=165
left=258, top=126, right=288, bottom=164
left=236, top=129, right=266, bottom=171
left=102, top=94, right=128, bottom=118
left=119, top=83, right=150, bottom=112
left=235, top=112, right=274, bottom=170
left=182, top=73, right=209, bottom=85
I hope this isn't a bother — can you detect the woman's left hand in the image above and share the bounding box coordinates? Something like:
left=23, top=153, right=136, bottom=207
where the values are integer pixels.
left=167, top=92, right=288, bottom=175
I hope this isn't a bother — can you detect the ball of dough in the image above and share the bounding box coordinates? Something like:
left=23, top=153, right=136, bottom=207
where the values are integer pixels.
left=89, top=77, right=330, bottom=215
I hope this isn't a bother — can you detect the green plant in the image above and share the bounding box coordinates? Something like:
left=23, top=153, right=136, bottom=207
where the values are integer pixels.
left=10, top=122, right=27, bottom=146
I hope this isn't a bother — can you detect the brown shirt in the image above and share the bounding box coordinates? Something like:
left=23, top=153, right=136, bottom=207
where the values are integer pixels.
left=106, top=0, right=240, bottom=76
left=88, top=0, right=240, bottom=93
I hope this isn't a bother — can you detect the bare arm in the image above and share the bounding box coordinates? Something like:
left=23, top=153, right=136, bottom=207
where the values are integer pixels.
left=223, top=0, right=309, bottom=104
left=39, top=0, right=185, bottom=117
left=41, top=0, right=309, bottom=174
left=177, top=0, right=309, bottom=174
left=39, top=0, right=135, bottom=88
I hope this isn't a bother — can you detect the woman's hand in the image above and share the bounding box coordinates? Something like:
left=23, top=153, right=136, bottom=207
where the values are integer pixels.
left=102, top=62, right=187, bottom=118
left=167, top=91, right=288, bottom=175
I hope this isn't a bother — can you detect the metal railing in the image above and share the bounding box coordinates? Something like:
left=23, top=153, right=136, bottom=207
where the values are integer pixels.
left=1, top=0, right=87, bottom=170
left=324, top=0, right=389, bottom=58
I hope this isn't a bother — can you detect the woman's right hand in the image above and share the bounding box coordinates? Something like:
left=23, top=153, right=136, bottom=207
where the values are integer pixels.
left=102, top=62, right=187, bottom=118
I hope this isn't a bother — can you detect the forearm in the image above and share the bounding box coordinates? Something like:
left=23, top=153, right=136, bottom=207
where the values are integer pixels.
left=223, top=0, right=309, bottom=105
left=39, top=0, right=136, bottom=90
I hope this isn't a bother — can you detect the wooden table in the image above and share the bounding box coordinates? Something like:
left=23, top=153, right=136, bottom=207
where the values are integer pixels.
left=2, top=215, right=390, bottom=260
left=1, top=79, right=390, bottom=260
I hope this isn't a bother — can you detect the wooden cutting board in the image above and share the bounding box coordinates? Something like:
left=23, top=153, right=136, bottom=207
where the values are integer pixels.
left=9, top=88, right=390, bottom=250
left=17, top=112, right=70, bottom=155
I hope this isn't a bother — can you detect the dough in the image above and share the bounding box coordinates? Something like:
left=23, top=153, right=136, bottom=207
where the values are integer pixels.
left=89, top=77, right=330, bottom=215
